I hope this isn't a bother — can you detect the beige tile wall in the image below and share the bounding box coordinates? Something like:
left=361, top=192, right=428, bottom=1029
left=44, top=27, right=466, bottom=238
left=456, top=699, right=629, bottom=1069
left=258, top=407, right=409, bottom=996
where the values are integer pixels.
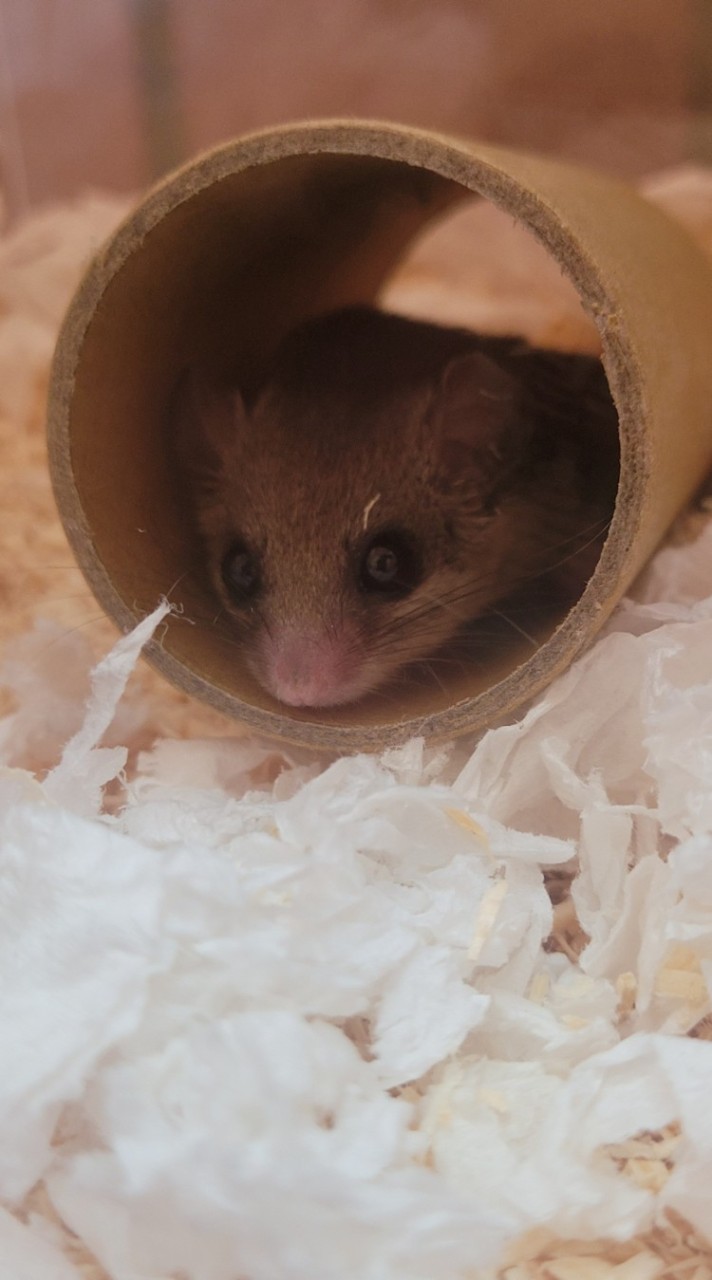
left=0, top=0, right=704, bottom=217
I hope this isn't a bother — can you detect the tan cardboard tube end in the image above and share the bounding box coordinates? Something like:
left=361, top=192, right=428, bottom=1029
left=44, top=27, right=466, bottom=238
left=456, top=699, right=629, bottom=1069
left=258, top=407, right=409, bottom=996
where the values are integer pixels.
left=47, top=121, right=712, bottom=751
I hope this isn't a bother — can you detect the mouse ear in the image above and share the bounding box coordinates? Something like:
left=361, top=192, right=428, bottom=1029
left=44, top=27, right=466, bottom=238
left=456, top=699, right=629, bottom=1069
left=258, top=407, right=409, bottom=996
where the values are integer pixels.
left=171, top=371, right=246, bottom=484
left=435, top=349, right=530, bottom=483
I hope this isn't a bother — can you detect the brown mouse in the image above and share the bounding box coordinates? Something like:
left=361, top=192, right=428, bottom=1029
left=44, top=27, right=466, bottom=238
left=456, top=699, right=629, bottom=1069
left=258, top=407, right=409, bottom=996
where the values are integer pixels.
left=174, top=306, right=618, bottom=708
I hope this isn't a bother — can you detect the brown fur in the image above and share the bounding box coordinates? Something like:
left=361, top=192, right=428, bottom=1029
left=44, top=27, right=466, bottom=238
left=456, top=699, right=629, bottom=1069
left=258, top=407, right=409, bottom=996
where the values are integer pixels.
left=175, top=307, right=619, bottom=706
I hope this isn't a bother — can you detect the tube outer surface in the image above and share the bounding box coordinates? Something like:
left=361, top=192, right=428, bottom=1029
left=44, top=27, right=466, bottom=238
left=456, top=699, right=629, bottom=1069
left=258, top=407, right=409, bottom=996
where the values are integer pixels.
left=47, top=120, right=712, bottom=750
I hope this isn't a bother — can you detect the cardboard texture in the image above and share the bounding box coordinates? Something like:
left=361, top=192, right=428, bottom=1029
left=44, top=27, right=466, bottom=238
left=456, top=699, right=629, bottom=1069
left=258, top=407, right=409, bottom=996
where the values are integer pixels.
left=46, top=120, right=712, bottom=751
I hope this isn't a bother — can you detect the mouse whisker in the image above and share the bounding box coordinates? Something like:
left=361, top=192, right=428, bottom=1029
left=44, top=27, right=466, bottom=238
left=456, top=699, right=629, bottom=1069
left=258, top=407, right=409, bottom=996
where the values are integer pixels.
left=163, top=568, right=194, bottom=602
left=32, top=613, right=110, bottom=655
left=34, top=591, right=97, bottom=604
left=534, top=522, right=612, bottom=578
left=489, top=608, right=538, bottom=648
left=421, top=661, right=448, bottom=696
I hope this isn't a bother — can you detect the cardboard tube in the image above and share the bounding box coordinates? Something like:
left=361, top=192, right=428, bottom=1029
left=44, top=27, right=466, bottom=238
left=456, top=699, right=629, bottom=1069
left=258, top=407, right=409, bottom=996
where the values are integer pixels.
left=47, top=120, right=712, bottom=751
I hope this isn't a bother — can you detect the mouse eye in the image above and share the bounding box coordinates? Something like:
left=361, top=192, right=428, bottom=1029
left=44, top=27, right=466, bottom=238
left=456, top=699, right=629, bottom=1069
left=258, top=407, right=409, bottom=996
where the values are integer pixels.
left=359, top=531, right=422, bottom=597
left=221, top=541, right=260, bottom=604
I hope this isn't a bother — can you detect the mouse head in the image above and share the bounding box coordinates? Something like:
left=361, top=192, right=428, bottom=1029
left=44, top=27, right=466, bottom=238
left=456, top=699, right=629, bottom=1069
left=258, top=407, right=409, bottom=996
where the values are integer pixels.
left=176, top=311, right=539, bottom=708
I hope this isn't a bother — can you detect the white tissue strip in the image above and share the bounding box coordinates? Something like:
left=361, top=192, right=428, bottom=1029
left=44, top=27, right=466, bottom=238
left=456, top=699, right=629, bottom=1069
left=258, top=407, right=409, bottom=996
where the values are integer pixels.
left=0, top=1204, right=81, bottom=1279
left=43, top=600, right=171, bottom=816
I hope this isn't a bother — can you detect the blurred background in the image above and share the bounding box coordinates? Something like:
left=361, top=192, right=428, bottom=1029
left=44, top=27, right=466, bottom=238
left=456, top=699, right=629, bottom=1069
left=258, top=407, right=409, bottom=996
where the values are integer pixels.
left=0, top=0, right=710, bottom=219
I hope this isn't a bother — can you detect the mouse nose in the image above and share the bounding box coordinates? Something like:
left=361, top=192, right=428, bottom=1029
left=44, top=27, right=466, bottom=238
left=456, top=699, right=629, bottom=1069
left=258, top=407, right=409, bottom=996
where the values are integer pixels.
left=259, top=627, right=361, bottom=708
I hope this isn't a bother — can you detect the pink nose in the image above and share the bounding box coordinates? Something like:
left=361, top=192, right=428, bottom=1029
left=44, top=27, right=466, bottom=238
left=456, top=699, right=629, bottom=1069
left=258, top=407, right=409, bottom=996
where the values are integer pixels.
left=261, top=630, right=359, bottom=708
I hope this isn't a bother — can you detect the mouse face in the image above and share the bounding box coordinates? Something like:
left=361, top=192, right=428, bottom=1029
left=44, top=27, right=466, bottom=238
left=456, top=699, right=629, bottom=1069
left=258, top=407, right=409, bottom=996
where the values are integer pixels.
left=176, top=309, right=615, bottom=708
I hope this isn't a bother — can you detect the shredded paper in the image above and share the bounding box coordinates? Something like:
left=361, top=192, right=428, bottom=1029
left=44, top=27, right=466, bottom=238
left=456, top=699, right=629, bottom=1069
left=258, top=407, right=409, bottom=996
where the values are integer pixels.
left=2, top=177, right=712, bottom=1278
